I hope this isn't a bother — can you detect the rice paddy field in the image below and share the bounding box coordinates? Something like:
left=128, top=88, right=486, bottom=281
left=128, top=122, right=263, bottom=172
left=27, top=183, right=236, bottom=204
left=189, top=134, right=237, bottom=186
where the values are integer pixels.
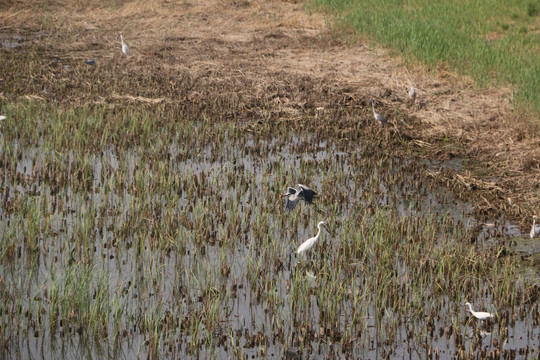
left=0, top=0, right=539, bottom=359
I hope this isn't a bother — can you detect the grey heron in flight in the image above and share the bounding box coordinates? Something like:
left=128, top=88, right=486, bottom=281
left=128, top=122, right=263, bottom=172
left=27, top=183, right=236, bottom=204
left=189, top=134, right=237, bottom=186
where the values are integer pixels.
left=284, top=184, right=318, bottom=211
left=120, top=32, right=130, bottom=56
left=530, top=215, right=540, bottom=238
left=297, top=221, right=328, bottom=255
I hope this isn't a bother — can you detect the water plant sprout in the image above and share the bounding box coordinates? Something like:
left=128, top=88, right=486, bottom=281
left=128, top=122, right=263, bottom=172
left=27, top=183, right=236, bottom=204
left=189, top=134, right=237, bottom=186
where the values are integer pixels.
left=464, top=302, right=495, bottom=320
left=297, top=221, right=328, bottom=255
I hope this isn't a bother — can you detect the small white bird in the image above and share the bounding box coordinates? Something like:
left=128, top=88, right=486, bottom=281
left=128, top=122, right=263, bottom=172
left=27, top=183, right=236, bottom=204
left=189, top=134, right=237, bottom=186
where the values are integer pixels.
left=120, top=32, right=130, bottom=56
left=408, top=86, right=416, bottom=105
left=0, top=115, right=5, bottom=121
left=369, top=99, right=390, bottom=125
left=530, top=215, right=540, bottom=238
left=297, top=221, right=328, bottom=255
left=464, top=302, right=494, bottom=320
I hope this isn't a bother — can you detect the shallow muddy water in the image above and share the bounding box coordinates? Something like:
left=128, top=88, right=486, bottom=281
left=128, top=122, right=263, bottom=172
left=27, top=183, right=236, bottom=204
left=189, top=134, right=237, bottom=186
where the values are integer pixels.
left=0, top=115, right=538, bottom=359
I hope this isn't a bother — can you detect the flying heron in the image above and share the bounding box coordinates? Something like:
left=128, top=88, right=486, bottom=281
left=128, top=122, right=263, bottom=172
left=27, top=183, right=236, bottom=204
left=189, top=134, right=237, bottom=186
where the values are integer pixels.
left=297, top=221, right=328, bottom=255
left=120, top=32, right=130, bottom=56
left=408, top=87, right=416, bottom=105
left=530, top=215, right=540, bottom=238
left=369, top=99, right=390, bottom=125
left=464, top=302, right=494, bottom=320
left=284, top=184, right=318, bottom=211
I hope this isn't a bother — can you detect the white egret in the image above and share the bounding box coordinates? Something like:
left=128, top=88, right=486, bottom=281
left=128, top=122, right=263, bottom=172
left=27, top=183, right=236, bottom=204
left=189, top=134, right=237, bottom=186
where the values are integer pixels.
left=530, top=215, right=540, bottom=238
left=369, top=99, right=390, bottom=125
left=120, top=32, right=130, bottom=56
left=464, top=302, right=494, bottom=320
left=408, top=87, right=416, bottom=105
left=284, top=184, right=318, bottom=211
left=297, top=221, right=328, bottom=255
left=315, top=107, right=324, bottom=119
left=0, top=115, right=5, bottom=121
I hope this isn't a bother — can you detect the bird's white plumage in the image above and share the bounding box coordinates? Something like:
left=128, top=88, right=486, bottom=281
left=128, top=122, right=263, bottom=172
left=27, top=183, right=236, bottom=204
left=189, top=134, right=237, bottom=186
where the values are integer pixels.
left=0, top=115, right=5, bottom=121
left=408, top=87, right=416, bottom=104
left=530, top=216, right=540, bottom=238
left=120, top=32, right=130, bottom=56
left=464, top=302, right=494, bottom=320
left=297, top=221, right=327, bottom=254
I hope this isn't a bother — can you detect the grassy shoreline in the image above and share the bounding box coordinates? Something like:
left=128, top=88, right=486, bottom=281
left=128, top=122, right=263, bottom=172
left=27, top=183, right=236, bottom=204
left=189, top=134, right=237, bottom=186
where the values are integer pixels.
left=309, top=0, right=540, bottom=116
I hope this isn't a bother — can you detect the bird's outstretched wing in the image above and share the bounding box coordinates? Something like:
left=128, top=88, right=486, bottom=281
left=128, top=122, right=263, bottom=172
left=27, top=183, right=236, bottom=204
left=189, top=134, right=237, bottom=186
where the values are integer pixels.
left=298, top=184, right=317, bottom=203
left=284, top=187, right=296, bottom=196
left=285, top=194, right=300, bottom=211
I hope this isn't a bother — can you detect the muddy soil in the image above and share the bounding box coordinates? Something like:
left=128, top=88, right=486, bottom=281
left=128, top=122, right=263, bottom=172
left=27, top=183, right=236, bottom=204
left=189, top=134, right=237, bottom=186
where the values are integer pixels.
left=0, top=0, right=538, bottom=225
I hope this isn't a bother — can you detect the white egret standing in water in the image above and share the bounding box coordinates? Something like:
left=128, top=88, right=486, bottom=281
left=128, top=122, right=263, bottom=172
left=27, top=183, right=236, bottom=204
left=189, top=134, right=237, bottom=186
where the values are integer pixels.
left=297, top=221, right=328, bottom=255
left=530, top=215, right=540, bottom=238
left=464, top=302, right=494, bottom=320
left=120, top=32, right=130, bottom=56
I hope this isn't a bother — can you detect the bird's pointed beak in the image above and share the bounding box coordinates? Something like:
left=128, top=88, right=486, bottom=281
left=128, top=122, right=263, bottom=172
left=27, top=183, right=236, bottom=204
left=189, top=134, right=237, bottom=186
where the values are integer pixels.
left=323, top=224, right=332, bottom=235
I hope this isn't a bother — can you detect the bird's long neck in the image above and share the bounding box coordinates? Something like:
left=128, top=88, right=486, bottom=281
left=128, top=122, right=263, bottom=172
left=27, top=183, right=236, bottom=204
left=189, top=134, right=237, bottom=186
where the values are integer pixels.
left=315, top=224, right=323, bottom=240
left=466, top=303, right=473, bottom=313
left=371, top=102, right=378, bottom=116
left=121, top=34, right=124, bottom=44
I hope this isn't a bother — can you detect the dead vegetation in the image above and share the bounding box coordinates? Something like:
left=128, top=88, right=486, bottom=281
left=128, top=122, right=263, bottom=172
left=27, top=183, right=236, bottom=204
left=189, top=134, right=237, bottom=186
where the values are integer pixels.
left=0, top=0, right=539, bottom=225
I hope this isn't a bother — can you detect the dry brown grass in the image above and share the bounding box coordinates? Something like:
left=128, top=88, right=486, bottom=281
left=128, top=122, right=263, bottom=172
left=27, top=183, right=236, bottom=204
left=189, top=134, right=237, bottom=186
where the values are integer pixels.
left=1, top=0, right=539, bottom=225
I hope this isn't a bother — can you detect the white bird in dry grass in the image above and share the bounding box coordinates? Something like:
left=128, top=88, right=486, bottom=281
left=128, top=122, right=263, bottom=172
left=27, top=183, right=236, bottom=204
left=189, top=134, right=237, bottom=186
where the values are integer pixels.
left=369, top=99, right=390, bottom=125
left=530, top=215, right=540, bottom=238
left=464, top=302, right=494, bottom=320
left=297, top=221, right=328, bottom=255
left=283, top=184, right=318, bottom=211
left=120, top=32, right=130, bottom=56
left=408, top=86, right=416, bottom=105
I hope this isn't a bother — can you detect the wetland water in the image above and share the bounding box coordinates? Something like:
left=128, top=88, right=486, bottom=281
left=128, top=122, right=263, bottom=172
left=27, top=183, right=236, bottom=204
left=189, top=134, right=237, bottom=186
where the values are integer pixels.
left=0, top=113, right=538, bottom=359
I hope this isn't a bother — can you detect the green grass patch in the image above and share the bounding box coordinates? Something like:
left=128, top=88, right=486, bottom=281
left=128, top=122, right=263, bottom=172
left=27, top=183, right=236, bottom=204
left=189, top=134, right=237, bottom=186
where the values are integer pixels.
left=309, top=0, right=540, bottom=115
